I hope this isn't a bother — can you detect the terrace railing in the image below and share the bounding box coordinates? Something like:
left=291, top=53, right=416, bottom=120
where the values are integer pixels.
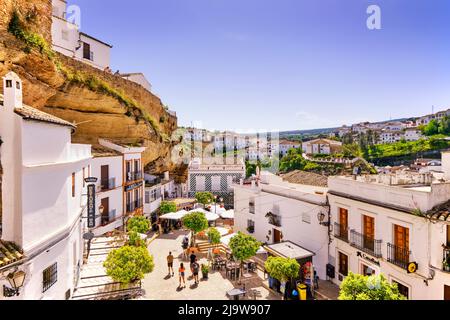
left=387, top=243, right=411, bottom=270
left=350, top=230, right=382, bottom=258
left=334, top=223, right=349, bottom=242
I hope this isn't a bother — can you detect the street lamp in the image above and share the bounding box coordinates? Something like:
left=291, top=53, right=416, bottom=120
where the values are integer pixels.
left=317, top=212, right=330, bottom=227
left=3, top=270, right=26, bottom=297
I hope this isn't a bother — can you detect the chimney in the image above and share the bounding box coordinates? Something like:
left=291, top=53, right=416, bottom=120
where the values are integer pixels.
left=164, top=171, right=170, bottom=181
left=3, top=71, right=23, bottom=109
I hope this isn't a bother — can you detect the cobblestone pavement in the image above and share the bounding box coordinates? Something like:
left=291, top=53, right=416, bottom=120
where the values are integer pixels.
left=141, top=230, right=281, bottom=301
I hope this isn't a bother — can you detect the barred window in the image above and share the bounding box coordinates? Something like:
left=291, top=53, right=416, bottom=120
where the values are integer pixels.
left=43, top=263, right=58, bottom=293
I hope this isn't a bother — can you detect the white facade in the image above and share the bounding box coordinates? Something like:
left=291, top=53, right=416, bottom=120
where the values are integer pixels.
left=120, top=73, right=152, bottom=92
left=51, top=0, right=112, bottom=70
left=0, top=72, right=90, bottom=300
left=233, top=172, right=329, bottom=279
left=404, top=128, right=423, bottom=142
left=278, top=141, right=301, bottom=157
left=379, top=131, right=403, bottom=144
left=89, top=154, right=124, bottom=236
left=328, top=173, right=450, bottom=300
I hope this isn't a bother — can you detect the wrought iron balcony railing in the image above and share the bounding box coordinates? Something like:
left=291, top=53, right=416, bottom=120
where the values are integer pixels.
left=349, top=230, right=382, bottom=258
left=126, top=171, right=143, bottom=183
left=100, top=178, right=116, bottom=191
left=334, top=223, right=349, bottom=242
left=387, top=243, right=411, bottom=270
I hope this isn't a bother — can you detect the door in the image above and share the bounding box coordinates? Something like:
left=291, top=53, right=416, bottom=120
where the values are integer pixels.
left=394, top=225, right=409, bottom=263
left=339, top=208, right=348, bottom=240
left=126, top=161, right=132, bottom=182
left=338, top=252, right=348, bottom=276
left=273, top=229, right=282, bottom=244
left=444, top=285, right=450, bottom=300
left=363, top=215, right=375, bottom=251
left=101, top=165, right=109, bottom=190
left=101, top=197, right=109, bottom=225
left=83, top=42, right=91, bottom=60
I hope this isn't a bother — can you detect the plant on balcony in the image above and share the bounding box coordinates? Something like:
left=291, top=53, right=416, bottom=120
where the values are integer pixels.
left=103, top=245, right=154, bottom=284
left=338, top=272, right=407, bottom=300
left=182, top=212, right=209, bottom=247
left=160, top=201, right=177, bottom=214
left=247, top=226, right=255, bottom=234
left=127, top=216, right=150, bottom=234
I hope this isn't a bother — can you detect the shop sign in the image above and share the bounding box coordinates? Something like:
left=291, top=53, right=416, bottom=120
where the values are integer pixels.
left=125, top=181, right=143, bottom=192
left=87, top=184, right=96, bottom=228
left=357, top=251, right=380, bottom=266
left=84, top=177, right=98, bottom=184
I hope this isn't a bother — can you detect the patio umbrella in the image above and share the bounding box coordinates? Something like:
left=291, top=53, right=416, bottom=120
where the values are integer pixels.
left=220, top=210, right=234, bottom=219
left=189, top=208, right=220, bottom=221
left=159, top=210, right=188, bottom=220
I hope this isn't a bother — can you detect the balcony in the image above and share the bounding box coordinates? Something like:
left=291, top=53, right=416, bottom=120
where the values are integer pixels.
left=126, top=202, right=136, bottom=214
left=101, top=210, right=117, bottom=226
left=135, top=198, right=143, bottom=209
left=249, top=203, right=255, bottom=214
left=100, top=178, right=116, bottom=191
left=387, top=243, right=411, bottom=270
left=334, top=223, right=349, bottom=242
left=443, top=246, right=450, bottom=272
left=266, top=212, right=282, bottom=227
left=349, top=230, right=382, bottom=258
left=126, top=171, right=143, bottom=183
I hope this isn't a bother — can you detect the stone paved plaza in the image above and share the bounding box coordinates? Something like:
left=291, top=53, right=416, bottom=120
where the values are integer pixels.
left=141, top=230, right=281, bottom=300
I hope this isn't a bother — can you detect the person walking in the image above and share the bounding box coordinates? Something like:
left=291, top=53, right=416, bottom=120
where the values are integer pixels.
left=189, top=252, right=197, bottom=277
left=192, top=258, right=200, bottom=285
left=167, top=252, right=174, bottom=276
left=178, top=263, right=186, bottom=288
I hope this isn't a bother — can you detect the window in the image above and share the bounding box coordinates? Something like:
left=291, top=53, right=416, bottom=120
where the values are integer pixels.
left=195, top=176, right=206, bottom=191
left=392, top=280, right=409, bottom=299
left=447, top=225, right=450, bottom=247
left=145, top=191, right=150, bottom=204
left=83, top=42, right=91, bottom=60
left=5, top=80, right=12, bottom=88
left=211, top=176, right=221, bottom=191
left=363, top=215, right=375, bottom=251
left=16, top=81, right=20, bottom=89
left=338, top=252, right=348, bottom=276
left=62, top=30, right=69, bottom=41
left=247, top=220, right=255, bottom=233
left=43, top=263, right=58, bottom=293
left=302, top=212, right=311, bottom=224
left=71, top=173, right=75, bottom=197
left=249, top=198, right=255, bottom=214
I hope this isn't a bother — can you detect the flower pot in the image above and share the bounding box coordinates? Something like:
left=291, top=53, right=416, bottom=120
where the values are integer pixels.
left=202, top=272, right=209, bottom=279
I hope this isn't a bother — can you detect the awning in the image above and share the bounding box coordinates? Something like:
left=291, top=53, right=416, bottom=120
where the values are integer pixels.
left=208, top=204, right=227, bottom=214
left=220, top=233, right=266, bottom=254
left=159, top=210, right=188, bottom=220
left=188, top=209, right=220, bottom=221
left=220, top=210, right=234, bottom=219
left=263, top=241, right=315, bottom=260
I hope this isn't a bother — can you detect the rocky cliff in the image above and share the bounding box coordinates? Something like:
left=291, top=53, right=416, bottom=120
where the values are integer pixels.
left=0, top=0, right=179, bottom=173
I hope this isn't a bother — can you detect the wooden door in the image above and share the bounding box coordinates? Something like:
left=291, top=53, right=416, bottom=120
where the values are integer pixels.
left=101, top=165, right=109, bottom=189
left=338, top=252, right=348, bottom=276
left=444, top=285, right=450, bottom=300
left=273, top=229, right=282, bottom=244
left=339, top=208, right=348, bottom=239
left=394, top=225, right=409, bottom=263
left=363, top=215, right=375, bottom=250
left=101, top=198, right=109, bottom=224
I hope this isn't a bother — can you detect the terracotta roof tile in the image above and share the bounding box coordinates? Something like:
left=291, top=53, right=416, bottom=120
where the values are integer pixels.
left=281, top=170, right=328, bottom=187
left=0, top=240, right=24, bottom=270
left=14, top=105, right=76, bottom=129
left=91, top=145, right=122, bottom=158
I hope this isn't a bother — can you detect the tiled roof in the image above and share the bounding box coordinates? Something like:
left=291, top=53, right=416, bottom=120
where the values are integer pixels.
left=281, top=170, right=328, bottom=187
left=0, top=94, right=76, bottom=129
left=14, top=105, right=76, bottom=129
left=91, top=145, right=122, bottom=158
left=425, top=200, right=450, bottom=222
left=0, top=240, right=24, bottom=270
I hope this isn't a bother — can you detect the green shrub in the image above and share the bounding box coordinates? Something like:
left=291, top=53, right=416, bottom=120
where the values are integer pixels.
left=127, top=216, right=150, bottom=234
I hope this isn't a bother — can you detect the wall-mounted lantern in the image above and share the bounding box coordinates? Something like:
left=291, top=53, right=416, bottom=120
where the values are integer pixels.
left=3, top=270, right=26, bottom=297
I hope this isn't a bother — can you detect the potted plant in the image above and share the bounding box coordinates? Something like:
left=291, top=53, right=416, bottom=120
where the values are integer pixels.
left=247, top=226, right=255, bottom=234
left=443, top=256, right=450, bottom=272
left=201, top=264, right=210, bottom=279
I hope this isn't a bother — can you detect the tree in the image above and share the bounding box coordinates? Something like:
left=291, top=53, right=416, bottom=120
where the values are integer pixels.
left=127, top=230, right=146, bottom=247
left=127, top=216, right=150, bottom=234
left=182, top=212, right=209, bottom=246
left=160, top=201, right=177, bottom=214
left=422, top=119, right=439, bottom=136
left=264, top=256, right=300, bottom=283
left=338, top=272, right=407, bottom=300
left=438, top=116, right=450, bottom=135
left=103, top=246, right=154, bottom=284
left=195, top=192, right=215, bottom=208
left=229, top=232, right=261, bottom=282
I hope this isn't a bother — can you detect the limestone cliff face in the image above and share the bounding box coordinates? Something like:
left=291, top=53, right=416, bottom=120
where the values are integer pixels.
left=0, top=0, right=179, bottom=173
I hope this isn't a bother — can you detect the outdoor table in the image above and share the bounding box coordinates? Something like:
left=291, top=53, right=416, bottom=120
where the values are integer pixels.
left=227, top=288, right=246, bottom=301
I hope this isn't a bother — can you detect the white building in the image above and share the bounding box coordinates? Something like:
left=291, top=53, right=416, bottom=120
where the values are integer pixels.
left=0, top=72, right=91, bottom=300
left=327, top=169, right=450, bottom=300
left=404, top=128, right=423, bottom=142
left=89, top=145, right=124, bottom=236
left=302, top=139, right=343, bottom=155
left=51, top=0, right=113, bottom=70
left=233, top=171, right=329, bottom=279
left=379, top=131, right=403, bottom=144
left=188, top=158, right=245, bottom=208
left=120, top=73, right=152, bottom=92
left=98, top=139, right=145, bottom=219
left=278, top=140, right=301, bottom=157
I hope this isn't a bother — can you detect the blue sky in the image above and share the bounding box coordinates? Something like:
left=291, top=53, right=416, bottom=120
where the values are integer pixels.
left=68, top=0, right=450, bottom=132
